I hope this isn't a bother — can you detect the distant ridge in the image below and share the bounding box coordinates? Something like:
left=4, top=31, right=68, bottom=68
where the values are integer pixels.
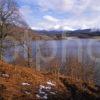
left=32, top=28, right=100, bottom=38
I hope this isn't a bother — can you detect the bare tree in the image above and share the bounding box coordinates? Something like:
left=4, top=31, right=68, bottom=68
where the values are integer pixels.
left=20, top=29, right=33, bottom=67
left=0, top=0, right=27, bottom=61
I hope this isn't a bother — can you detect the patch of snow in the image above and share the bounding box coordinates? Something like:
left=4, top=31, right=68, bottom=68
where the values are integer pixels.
left=36, top=80, right=56, bottom=99
left=40, top=85, right=45, bottom=89
left=21, top=83, right=30, bottom=86
left=47, top=81, right=56, bottom=86
left=36, top=93, right=48, bottom=100
left=45, top=86, right=51, bottom=90
left=39, top=89, right=45, bottom=94
left=2, top=74, right=9, bottom=78
left=25, top=91, right=31, bottom=95
left=50, top=92, right=56, bottom=95
left=43, top=95, right=48, bottom=99
left=36, top=94, right=41, bottom=98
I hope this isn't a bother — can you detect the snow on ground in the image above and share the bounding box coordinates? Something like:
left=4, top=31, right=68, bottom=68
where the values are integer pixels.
left=24, top=91, right=31, bottom=95
left=2, top=74, right=9, bottom=78
left=21, top=83, right=30, bottom=86
left=20, top=80, right=56, bottom=99
left=0, top=71, right=10, bottom=78
left=36, top=80, right=56, bottom=99
left=47, top=80, right=56, bottom=86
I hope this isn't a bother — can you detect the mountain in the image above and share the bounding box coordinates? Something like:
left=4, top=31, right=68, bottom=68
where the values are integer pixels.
left=66, top=29, right=100, bottom=38
left=33, top=30, right=64, bottom=35
left=8, top=26, right=100, bottom=41
left=33, top=29, right=100, bottom=39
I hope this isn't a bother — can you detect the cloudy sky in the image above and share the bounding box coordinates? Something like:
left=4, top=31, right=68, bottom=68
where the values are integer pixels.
left=17, top=0, right=100, bottom=30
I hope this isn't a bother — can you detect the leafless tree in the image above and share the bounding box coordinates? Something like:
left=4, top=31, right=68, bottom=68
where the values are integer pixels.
left=0, top=0, right=28, bottom=61
left=20, top=29, right=33, bottom=67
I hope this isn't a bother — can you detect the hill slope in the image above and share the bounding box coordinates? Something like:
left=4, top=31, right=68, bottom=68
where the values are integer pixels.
left=0, top=61, right=100, bottom=100
left=0, top=61, right=66, bottom=100
left=33, top=29, right=100, bottom=39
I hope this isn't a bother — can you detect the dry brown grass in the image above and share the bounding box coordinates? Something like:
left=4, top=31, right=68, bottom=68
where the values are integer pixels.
left=0, top=60, right=99, bottom=100
left=0, top=61, right=66, bottom=100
